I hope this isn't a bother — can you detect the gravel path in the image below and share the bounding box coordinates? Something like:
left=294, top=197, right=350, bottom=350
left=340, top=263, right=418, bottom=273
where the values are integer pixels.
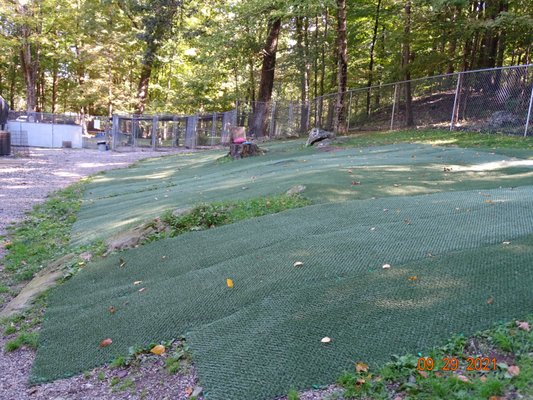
left=0, top=147, right=194, bottom=260
left=0, top=147, right=202, bottom=400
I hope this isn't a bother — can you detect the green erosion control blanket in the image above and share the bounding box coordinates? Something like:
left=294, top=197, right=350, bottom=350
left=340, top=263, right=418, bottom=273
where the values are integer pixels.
left=70, top=142, right=533, bottom=246
left=33, top=187, right=533, bottom=399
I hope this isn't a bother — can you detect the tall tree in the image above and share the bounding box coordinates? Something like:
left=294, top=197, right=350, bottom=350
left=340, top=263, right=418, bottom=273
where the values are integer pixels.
left=250, top=18, right=282, bottom=137
left=402, top=0, right=414, bottom=127
left=334, top=0, right=348, bottom=135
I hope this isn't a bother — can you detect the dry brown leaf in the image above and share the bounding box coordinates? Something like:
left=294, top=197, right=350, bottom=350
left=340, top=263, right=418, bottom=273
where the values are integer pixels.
left=485, top=200, right=493, bottom=204
left=508, top=365, right=520, bottom=377
left=382, top=264, right=391, bottom=269
left=133, top=281, right=142, bottom=285
left=408, top=276, right=418, bottom=281
left=480, top=376, right=487, bottom=382
left=487, top=296, right=494, bottom=305
left=356, top=378, right=366, bottom=385
left=99, top=338, right=112, bottom=347
left=351, top=181, right=361, bottom=185
left=293, top=261, right=304, bottom=268
left=320, top=336, right=332, bottom=343
left=108, top=306, right=116, bottom=314
left=418, top=370, right=428, bottom=378
left=185, top=387, right=193, bottom=396
left=355, top=362, right=369, bottom=373
left=150, top=345, right=166, bottom=355
left=456, top=374, right=471, bottom=383
left=226, top=278, right=234, bottom=288
left=516, top=321, right=530, bottom=331
left=119, top=258, right=126, bottom=268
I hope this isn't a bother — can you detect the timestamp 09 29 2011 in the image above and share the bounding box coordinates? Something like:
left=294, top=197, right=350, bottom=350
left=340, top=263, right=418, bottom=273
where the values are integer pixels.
left=417, top=357, right=497, bottom=372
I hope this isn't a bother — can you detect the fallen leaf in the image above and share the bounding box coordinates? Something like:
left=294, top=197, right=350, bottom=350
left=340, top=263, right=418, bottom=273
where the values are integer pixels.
left=138, top=287, right=145, bottom=292
left=351, top=181, right=361, bottom=185
left=226, top=278, right=234, bottom=288
left=185, top=387, right=193, bottom=396
left=133, top=281, right=142, bottom=285
left=516, top=321, right=530, bottom=331
left=150, top=345, right=166, bottom=355
left=355, top=362, right=369, bottom=373
left=370, top=227, right=376, bottom=231
left=408, top=276, right=418, bottom=281
left=456, top=374, right=471, bottom=383
left=293, top=261, right=304, bottom=268
left=502, top=241, right=511, bottom=245
left=348, top=169, right=353, bottom=174
left=382, top=264, right=391, bottom=269
left=487, top=296, right=494, bottom=305
left=161, top=255, right=166, bottom=259
left=356, top=378, right=365, bottom=385
left=119, top=258, right=126, bottom=268
left=108, top=306, right=116, bottom=314
left=100, top=338, right=112, bottom=347
left=404, top=219, right=412, bottom=225
left=321, top=336, right=332, bottom=343
left=480, top=376, right=487, bottom=382
left=508, top=365, right=520, bottom=377
left=485, top=200, right=493, bottom=204
left=418, top=370, right=428, bottom=378
left=393, top=184, right=400, bottom=187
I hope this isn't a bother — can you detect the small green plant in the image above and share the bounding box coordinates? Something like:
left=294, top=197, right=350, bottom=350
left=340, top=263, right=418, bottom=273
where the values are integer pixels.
left=110, top=356, right=128, bottom=368
left=97, top=371, right=105, bottom=381
left=110, top=377, right=120, bottom=387
left=287, top=388, right=300, bottom=400
left=0, top=284, right=10, bottom=293
left=165, top=342, right=192, bottom=374
left=5, top=332, right=39, bottom=352
left=160, top=195, right=311, bottom=237
left=4, top=325, right=16, bottom=335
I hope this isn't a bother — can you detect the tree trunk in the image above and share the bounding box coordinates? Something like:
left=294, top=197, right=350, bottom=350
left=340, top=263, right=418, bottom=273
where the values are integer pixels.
left=366, top=0, right=382, bottom=116
left=296, top=16, right=310, bottom=133
left=402, top=0, right=414, bottom=127
left=250, top=18, right=282, bottom=137
left=135, top=61, right=153, bottom=115
left=334, top=0, right=348, bottom=135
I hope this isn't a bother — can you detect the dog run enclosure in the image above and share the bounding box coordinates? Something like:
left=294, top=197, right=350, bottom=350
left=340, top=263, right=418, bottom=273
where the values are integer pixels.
left=4, top=64, right=533, bottom=152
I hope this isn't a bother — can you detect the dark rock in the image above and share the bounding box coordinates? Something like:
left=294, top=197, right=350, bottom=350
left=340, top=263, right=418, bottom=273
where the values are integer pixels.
left=488, top=111, right=520, bottom=128
left=306, top=128, right=334, bottom=146
left=286, top=185, right=306, bottom=196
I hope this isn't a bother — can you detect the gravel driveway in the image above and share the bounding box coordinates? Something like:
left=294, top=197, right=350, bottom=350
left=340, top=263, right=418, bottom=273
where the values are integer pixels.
left=0, top=147, right=194, bottom=259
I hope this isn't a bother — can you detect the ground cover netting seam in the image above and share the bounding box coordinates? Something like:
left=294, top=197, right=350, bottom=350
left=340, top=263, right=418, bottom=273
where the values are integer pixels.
left=70, top=143, right=533, bottom=246
left=32, top=186, right=533, bottom=399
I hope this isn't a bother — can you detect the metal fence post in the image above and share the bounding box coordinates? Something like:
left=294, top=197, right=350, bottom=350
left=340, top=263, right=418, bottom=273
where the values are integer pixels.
left=151, top=116, right=158, bottom=150
left=111, top=114, right=119, bottom=151
left=525, top=84, right=533, bottom=137
left=347, top=91, right=353, bottom=131
left=390, top=84, right=398, bottom=130
left=450, top=72, right=462, bottom=131
left=269, top=101, right=276, bottom=138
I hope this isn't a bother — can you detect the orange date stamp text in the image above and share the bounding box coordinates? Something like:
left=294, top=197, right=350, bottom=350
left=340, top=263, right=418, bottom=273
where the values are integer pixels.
left=417, top=357, right=497, bottom=371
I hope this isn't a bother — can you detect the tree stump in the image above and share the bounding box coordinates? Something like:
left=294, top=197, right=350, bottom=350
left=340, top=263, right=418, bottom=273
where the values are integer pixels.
left=228, top=143, right=263, bottom=159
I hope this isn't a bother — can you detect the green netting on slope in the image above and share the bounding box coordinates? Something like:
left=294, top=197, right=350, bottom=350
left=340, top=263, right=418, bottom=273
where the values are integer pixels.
left=70, top=142, right=533, bottom=246
left=32, top=186, right=533, bottom=397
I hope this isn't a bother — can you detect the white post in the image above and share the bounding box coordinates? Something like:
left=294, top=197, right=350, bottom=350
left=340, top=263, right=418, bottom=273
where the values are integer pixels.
left=151, top=116, right=158, bottom=150
left=450, top=72, right=462, bottom=131
left=390, top=84, right=398, bottom=131
left=524, top=84, right=533, bottom=137
left=111, top=114, right=119, bottom=151
left=347, top=91, right=353, bottom=131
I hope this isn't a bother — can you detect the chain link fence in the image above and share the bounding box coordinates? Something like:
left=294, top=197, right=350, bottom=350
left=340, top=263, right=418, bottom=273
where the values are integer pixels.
left=5, top=65, right=532, bottom=152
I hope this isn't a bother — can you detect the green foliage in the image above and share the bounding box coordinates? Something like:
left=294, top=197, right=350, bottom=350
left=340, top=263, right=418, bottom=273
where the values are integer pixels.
left=165, top=341, right=192, bottom=374
left=336, top=316, right=533, bottom=399
left=340, top=129, right=533, bottom=151
left=160, top=195, right=311, bottom=236
left=5, top=332, right=39, bottom=352
left=287, top=388, right=300, bottom=400
left=3, top=182, right=86, bottom=282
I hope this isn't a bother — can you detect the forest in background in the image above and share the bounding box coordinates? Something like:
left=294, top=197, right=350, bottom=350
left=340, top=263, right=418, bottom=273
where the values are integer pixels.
left=1, top=0, right=532, bottom=122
